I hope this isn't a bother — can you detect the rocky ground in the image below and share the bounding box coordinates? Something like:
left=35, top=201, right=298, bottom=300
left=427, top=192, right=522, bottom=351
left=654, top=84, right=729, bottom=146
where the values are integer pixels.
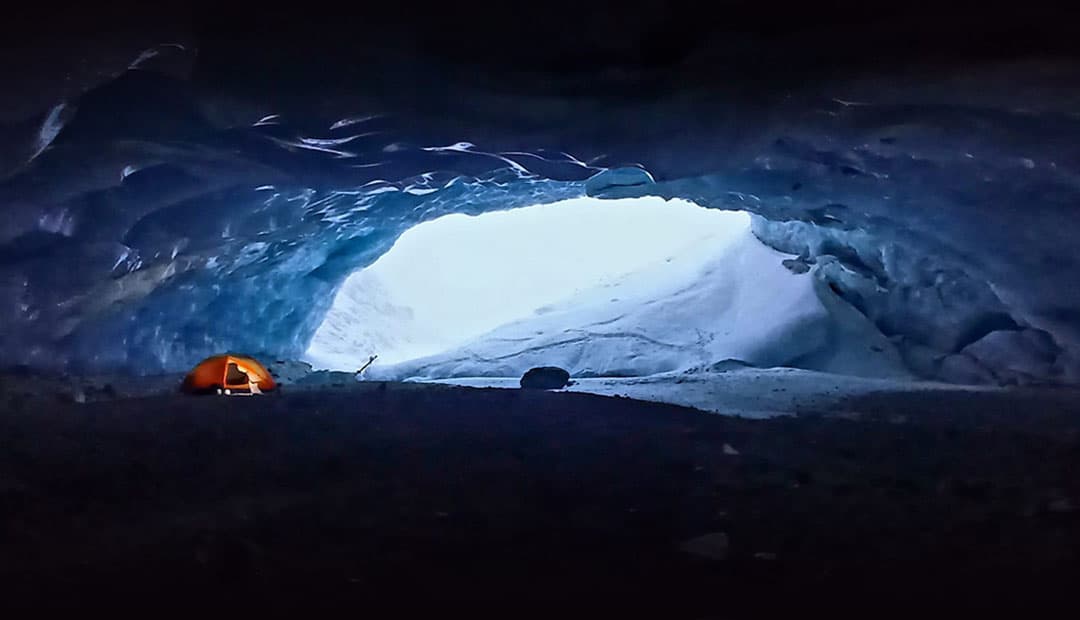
left=2, top=372, right=1080, bottom=613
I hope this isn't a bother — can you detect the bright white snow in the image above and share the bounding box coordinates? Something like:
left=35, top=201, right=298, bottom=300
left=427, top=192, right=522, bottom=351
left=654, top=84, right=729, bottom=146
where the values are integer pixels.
left=307, top=197, right=749, bottom=368
left=306, top=196, right=909, bottom=380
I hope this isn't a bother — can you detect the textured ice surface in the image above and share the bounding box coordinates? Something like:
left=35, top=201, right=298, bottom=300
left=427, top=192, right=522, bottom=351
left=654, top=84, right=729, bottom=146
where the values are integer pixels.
left=1, top=58, right=1079, bottom=384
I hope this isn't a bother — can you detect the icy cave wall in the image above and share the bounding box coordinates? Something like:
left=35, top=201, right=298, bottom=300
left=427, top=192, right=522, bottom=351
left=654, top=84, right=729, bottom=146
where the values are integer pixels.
left=1, top=45, right=1080, bottom=383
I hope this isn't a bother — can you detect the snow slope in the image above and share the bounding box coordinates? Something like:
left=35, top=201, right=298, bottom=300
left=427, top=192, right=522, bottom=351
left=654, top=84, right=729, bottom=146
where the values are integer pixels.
left=307, top=197, right=760, bottom=370
left=358, top=205, right=909, bottom=381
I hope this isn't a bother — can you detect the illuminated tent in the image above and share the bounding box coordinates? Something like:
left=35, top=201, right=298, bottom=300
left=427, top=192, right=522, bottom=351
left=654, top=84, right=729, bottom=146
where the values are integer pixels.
left=181, top=354, right=277, bottom=395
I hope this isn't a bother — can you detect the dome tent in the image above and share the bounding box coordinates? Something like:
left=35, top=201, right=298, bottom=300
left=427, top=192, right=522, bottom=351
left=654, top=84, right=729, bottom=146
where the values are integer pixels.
left=181, top=354, right=277, bottom=395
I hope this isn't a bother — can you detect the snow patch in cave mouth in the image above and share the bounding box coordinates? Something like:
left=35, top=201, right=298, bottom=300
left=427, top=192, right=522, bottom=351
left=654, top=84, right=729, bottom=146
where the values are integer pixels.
left=304, top=196, right=911, bottom=381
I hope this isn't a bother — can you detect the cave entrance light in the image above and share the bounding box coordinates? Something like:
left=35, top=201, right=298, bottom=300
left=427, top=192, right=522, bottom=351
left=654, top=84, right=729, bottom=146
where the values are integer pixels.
left=304, top=196, right=751, bottom=371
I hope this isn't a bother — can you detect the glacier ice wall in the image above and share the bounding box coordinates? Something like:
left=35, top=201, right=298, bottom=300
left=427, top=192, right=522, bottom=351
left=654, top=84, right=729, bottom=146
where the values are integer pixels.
left=2, top=56, right=1080, bottom=384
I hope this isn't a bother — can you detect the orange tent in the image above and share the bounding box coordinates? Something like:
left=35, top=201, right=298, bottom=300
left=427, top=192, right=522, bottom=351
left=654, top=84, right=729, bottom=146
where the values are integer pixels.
left=181, top=354, right=277, bottom=395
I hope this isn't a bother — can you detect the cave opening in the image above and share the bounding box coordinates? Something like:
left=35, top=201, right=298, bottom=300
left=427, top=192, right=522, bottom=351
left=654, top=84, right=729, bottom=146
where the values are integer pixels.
left=304, top=195, right=907, bottom=383
left=307, top=196, right=752, bottom=374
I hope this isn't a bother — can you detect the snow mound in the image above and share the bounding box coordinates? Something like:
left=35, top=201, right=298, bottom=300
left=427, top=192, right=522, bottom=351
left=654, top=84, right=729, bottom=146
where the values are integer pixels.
left=308, top=197, right=757, bottom=370
left=359, top=208, right=908, bottom=381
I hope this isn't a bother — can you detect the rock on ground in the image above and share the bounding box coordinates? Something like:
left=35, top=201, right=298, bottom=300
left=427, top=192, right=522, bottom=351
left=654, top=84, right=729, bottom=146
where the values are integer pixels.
left=520, top=366, right=571, bottom=389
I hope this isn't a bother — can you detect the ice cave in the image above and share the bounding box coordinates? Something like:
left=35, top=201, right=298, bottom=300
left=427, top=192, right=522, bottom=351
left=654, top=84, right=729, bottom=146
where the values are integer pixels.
left=1, top=25, right=1077, bottom=387
left=4, top=1, right=1080, bottom=611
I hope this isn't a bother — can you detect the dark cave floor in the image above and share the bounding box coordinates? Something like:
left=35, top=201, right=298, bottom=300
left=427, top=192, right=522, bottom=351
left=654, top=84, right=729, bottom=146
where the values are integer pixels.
left=2, top=379, right=1080, bottom=614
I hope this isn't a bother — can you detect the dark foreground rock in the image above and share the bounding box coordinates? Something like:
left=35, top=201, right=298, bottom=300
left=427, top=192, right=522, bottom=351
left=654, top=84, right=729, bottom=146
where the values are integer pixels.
left=2, top=380, right=1080, bottom=614
left=519, top=366, right=571, bottom=389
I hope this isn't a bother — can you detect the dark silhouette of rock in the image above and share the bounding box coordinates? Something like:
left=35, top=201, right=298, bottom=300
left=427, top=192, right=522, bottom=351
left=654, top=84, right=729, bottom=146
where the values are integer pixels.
left=782, top=258, right=811, bottom=274
left=520, top=366, right=571, bottom=389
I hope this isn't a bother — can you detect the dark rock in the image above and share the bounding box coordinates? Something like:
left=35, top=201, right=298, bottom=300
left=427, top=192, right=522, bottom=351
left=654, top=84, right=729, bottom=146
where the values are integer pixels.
left=782, top=258, right=811, bottom=274
left=520, top=366, right=571, bottom=390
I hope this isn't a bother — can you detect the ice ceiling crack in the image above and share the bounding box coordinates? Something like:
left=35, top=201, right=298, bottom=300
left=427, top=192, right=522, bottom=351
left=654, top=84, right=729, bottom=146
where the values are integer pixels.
left=0, top=60, right=1078, bottom=385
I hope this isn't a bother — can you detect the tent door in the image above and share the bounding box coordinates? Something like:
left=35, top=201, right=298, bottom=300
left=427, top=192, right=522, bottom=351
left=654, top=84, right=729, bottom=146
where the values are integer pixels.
left=225, top=362, right=250, bottom=387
